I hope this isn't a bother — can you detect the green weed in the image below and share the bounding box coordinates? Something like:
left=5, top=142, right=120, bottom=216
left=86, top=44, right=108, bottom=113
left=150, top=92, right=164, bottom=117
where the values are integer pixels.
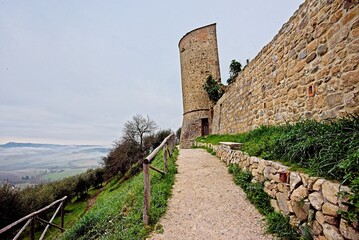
left=228, top=164, right=299, bottom=239
left=266, top=212, right=299, bottom=240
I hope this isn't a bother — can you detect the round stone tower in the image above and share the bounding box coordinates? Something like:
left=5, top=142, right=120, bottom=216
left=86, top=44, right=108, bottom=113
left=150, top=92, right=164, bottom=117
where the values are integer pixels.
left=179, top=23, right=221, bottom=148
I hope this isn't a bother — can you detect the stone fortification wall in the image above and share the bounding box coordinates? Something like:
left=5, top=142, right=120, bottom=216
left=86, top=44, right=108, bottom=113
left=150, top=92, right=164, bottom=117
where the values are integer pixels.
left=179, top=24, right=221, bottom=148
left=196, top=142, right=358, bottom=240
left=212, top=0, right=358, bottom=134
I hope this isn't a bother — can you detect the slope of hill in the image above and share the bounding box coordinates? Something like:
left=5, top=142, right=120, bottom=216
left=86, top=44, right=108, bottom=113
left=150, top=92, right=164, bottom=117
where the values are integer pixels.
left=61, top=148, right=178, bottom=240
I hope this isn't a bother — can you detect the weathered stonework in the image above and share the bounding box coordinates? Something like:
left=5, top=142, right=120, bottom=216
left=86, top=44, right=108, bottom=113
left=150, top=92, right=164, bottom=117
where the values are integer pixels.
left=179, top=24, right=221, bottom=148
left=210, top=0, right=359, bottom=134
left=196, top=141, right=359, bottom=240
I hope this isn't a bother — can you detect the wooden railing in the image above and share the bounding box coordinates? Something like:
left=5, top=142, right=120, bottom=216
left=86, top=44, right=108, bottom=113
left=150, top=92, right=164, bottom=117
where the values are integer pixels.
left=0, top=196, right=67, bottom=240
left=143, top=133, right=175, bottom=225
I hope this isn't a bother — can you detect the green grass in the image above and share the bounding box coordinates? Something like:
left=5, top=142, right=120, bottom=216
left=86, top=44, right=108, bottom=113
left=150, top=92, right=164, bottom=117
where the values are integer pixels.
left=62, top=148, right=179, bottom=240
left=197, top=115, right=359, bottom=183
left=228, top=164, right=299, bottom=240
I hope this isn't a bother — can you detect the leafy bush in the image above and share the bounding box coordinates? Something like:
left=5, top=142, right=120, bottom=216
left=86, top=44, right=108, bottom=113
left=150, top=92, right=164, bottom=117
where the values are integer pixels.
left=203, top=75, right=224, bottom=103
left=0, top=184, right=23, bottom=229
left=227, top=59, right=242, bottom=84
left=102, top=139, right=142, bottom=179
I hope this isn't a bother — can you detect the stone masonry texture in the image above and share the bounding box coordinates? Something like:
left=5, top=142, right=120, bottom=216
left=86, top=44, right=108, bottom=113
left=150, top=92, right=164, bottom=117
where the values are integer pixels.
left=179, top=23, right=221, bottom=148
left=211, top=0, right=359, bottom=134
left=196, top=142, right=359, bottom=240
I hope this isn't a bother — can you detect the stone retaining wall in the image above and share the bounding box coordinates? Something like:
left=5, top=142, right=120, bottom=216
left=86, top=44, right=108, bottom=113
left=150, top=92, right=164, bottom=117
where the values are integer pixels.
left=196, top=142, right=359, bottom=240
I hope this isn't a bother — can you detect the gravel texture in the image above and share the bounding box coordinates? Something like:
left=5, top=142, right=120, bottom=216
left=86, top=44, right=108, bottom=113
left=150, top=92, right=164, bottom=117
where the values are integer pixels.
left=148, top=148, right=273, bottom=240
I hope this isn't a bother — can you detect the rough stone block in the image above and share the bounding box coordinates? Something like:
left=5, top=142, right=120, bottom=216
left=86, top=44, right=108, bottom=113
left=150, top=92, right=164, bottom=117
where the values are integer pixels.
left=219, top=142, right=243, bottom=150
left=306, top=52, right=317, bottom=63
left=324, top=215, right=339, bottom=226
left=291, top=200, right=309, bottom=221
left=270, top=199, right=280, bottom=212
left=290, top=185, right=309, bottom=201
left=309, top=192, right=324, bottom=210
left=322, top=181, right=340, bottom=204
left=316, top=210, right=326, bottom=226
left=276, top=192, right=290, bottom=215
left=317, top=44, right=328, bottom=56
left=312, top=220, right=323, bottom=235
left=298, top=49, right=308, bottom=59
left=322, top=202, right=339, bottom=217
left=322, top=223, right=344, bottom=240
left=340, top=218, right=359, bottom=240
left=290, top=172, right=302, bottom=192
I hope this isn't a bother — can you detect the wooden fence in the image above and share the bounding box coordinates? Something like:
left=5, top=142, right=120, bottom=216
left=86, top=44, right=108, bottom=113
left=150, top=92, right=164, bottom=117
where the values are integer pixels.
left=0, top=196, right=67, bottom=240
left=143, top=133, right=175, bottom=225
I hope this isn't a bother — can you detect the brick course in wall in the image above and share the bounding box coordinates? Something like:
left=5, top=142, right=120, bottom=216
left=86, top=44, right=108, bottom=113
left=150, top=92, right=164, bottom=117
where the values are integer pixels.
left=211, top=0, right=359, bottom=134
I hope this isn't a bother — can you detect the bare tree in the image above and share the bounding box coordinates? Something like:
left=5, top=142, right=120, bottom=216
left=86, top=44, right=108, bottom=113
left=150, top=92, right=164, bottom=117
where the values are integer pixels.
left=122, top=114, right=158, bottom=152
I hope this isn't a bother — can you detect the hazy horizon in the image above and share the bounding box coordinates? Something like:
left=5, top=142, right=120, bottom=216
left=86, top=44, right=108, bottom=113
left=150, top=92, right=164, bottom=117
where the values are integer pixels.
left=0, top=142, right=110, bottom=186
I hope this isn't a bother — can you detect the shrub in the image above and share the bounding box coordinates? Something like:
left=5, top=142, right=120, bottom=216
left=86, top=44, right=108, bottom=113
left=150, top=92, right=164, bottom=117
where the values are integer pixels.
left=0, top=184, right=23, bottom=229
left=227, top=59, right=242, bottom=84
left=203, top=75, right=224, bottom=103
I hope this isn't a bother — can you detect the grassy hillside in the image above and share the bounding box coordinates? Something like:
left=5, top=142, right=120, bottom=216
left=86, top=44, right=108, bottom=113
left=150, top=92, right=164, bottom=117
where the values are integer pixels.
left=60, top=147, right=178, bottom=240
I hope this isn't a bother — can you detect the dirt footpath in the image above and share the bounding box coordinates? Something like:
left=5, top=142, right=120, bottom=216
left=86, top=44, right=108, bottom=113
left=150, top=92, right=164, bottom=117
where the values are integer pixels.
left=148, top=148, right=273, bottom=240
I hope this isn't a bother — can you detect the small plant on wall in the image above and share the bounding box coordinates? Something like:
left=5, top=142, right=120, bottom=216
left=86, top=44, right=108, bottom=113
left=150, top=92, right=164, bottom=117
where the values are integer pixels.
left=227, top=59, right=242, bottom=85
left=203, top=75, right=225, bottom=103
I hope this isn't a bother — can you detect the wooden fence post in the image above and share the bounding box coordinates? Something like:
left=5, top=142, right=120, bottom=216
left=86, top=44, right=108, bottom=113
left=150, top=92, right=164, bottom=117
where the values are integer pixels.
left=163, top=144, right=168, bottom=173
left=170, top=135, right=175, bottom=153
left=143, top=160, right=150, bottom=225
left=61, top=202, right=65, bottom=232
left=29, top=217, right=35, bottom=240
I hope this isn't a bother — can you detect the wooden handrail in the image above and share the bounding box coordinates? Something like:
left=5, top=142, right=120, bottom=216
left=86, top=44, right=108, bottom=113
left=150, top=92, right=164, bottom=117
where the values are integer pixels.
left=144, top=133, right=174, bottom=164
left=143, top=133, right=175, bottom=225
left=0, top=196, right=67, bottom=239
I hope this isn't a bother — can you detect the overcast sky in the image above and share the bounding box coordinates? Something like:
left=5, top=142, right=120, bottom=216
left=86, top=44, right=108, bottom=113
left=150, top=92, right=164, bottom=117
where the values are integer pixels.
left=0, top=0, right=303, bottom=146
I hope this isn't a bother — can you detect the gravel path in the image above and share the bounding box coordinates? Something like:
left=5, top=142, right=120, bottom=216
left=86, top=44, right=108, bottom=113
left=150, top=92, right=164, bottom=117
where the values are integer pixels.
left=148, top=148, right=273, bottom=240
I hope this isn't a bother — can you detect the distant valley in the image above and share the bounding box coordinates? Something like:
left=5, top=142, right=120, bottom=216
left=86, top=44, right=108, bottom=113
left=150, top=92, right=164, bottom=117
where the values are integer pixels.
left=0, top=142, right=110, bottom=187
